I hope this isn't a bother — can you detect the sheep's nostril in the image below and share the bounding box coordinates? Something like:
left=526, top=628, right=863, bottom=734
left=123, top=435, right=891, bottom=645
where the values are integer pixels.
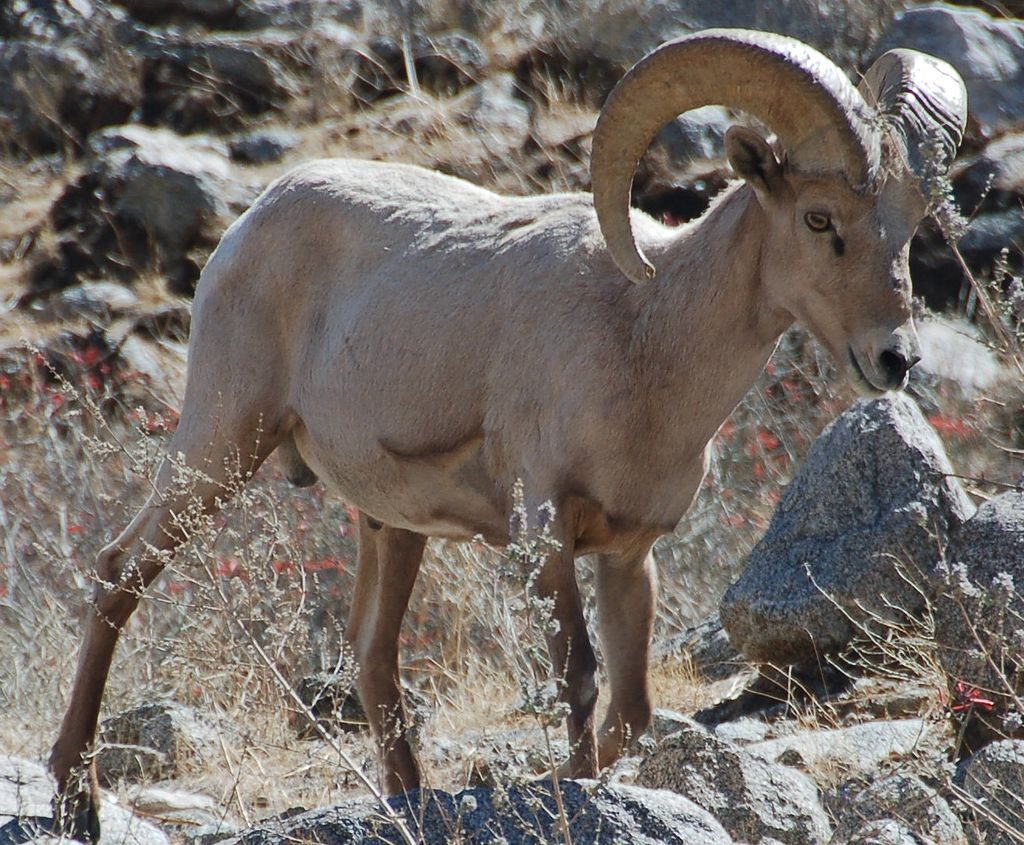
left=879, top=349, right=911, bottom=384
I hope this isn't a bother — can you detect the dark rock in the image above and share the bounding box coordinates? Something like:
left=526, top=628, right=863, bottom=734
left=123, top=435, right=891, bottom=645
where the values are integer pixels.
left=31, top=325, right=119, bottom=390
left=414, top=31, right=488, bottom=96
left=293, top=667, right=430, bottom=739
left=958, top=210, right=1024, bottom=279
left=955, top=740, right=1024, bottom=844
left=631, top=107, right=734, bottom=225
left=112, top=0, right=363, bottom=30
left=40, top=125, right=240, bottom=294
left=140, top=32, right=300, bottom=133
left=873, top=5, right=1024, bottom=141
left=459, top=74, right=531, bottom=148
left=1, top=0, right=89, bottom=40
left=653, top=108, right=732, bottom=168
left=831, top=775, right=965, bottom=845
left=349, top=30, right=487, bottom=103
left=908, top=220, right=963, bottom=312
left=349, top=35, right=407, bottom=102
left=91, top=126, right=230, bottom=255
left=636, top=720, right=831, bottom=844
left=230, top=0, right=363, bottom=31
left=229, top=130, right=299, bottom=164
left=97, top=701, right=220, bottom=785
left=911, top=131, right=1024, bottom=310
left=635, top=168, right=731, bottom=229
left=132, top=304, right=192, bottom=343
left=294, top=671, right=366, bottom=738
left=219, top=781, right=735, bottom=845
left=29, top=281, right=140, bottom=324
left=934, top=492, right=1024, bottom=753
left=831, top=818, right=936, bottom=845
left=533, top=0, right=898, bottom=98
left=653, top=614, right=745, bottom=681
left=94, top=744, right=171, bottom=788
left=0, top=40, right=137, bottom=155
left=721, top=394, right=975, bottom=667
left=954, top=132, right=1024, bottom=217
left=111, top=0, right=238, bottom=26
left=693, top=664, right=851, bottom=728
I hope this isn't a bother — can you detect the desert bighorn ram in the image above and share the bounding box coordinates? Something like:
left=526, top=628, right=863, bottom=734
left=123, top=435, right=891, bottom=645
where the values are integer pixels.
left=51, top=28, right=966, bottom=840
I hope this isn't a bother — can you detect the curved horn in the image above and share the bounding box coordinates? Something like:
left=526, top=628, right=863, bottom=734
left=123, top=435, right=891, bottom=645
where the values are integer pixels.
left=591, top=28, right=881, bottom=283
left=858, top=49, right=967, bottom=201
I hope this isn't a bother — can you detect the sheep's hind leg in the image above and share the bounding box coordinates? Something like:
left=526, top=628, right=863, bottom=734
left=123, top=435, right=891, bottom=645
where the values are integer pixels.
left=49, top=414, right=276, bottom=843
left=347, top=515, right=427, bottom=795
left=594, top=547, right=657, bottom=768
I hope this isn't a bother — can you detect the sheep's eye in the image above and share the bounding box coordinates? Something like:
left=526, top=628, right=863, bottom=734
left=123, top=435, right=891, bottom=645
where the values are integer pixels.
left=804, top=211, right=831, bottom=232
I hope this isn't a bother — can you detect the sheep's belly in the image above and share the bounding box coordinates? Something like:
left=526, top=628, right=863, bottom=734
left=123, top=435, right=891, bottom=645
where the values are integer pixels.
left=298, top=430, right=510, bottom=543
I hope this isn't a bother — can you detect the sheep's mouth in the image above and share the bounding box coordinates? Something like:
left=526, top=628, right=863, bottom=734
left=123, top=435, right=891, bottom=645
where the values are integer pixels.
left=847, top=347, right=886, bottom=397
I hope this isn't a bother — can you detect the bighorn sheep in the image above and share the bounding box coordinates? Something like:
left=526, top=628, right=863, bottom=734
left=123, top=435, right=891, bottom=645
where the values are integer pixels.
left=50, top=29, right=966, bottom=840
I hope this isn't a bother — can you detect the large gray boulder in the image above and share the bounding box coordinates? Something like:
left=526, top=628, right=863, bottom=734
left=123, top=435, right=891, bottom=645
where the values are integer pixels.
left=721, top=394, right=974, bottom=667
left=635, top=720, right=831, bottom=844
left=873, top=4, right=1024, bottom=140
left=934, top=492, right=1024, bottom=749
left=220, top=781, right=735, bottom=845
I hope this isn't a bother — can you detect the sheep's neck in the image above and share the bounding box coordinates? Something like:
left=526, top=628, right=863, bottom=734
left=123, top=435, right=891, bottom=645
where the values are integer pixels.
left=634, top=183, right=793, bottom=448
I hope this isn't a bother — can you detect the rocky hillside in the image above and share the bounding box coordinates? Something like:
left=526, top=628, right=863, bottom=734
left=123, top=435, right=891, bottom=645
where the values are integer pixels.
left=2, top=1, right=1024, bottom=844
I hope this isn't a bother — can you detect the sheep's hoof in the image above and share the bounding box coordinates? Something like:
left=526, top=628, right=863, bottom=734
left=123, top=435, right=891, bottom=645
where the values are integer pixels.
left=52, top=788, right=101, bottom=844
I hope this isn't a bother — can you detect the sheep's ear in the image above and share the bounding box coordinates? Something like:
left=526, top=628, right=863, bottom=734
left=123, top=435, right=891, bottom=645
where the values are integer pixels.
left=726, top=126, right=783, bottom=194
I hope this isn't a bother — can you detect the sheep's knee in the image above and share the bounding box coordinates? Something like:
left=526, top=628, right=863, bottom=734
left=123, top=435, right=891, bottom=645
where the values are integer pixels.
left=90, top=545, right=145, bottom=629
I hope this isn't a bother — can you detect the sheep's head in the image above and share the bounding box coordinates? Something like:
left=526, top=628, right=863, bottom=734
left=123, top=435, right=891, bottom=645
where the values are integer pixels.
left=591, top=30, right=967, bottom=394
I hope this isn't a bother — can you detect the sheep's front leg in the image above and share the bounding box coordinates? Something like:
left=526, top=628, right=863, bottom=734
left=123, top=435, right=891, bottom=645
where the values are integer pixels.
left=347, top=515, right=426, bottom=795
left=594, top=547, right=657, bottom=767
left=533, top=535, right=599, bottom=778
